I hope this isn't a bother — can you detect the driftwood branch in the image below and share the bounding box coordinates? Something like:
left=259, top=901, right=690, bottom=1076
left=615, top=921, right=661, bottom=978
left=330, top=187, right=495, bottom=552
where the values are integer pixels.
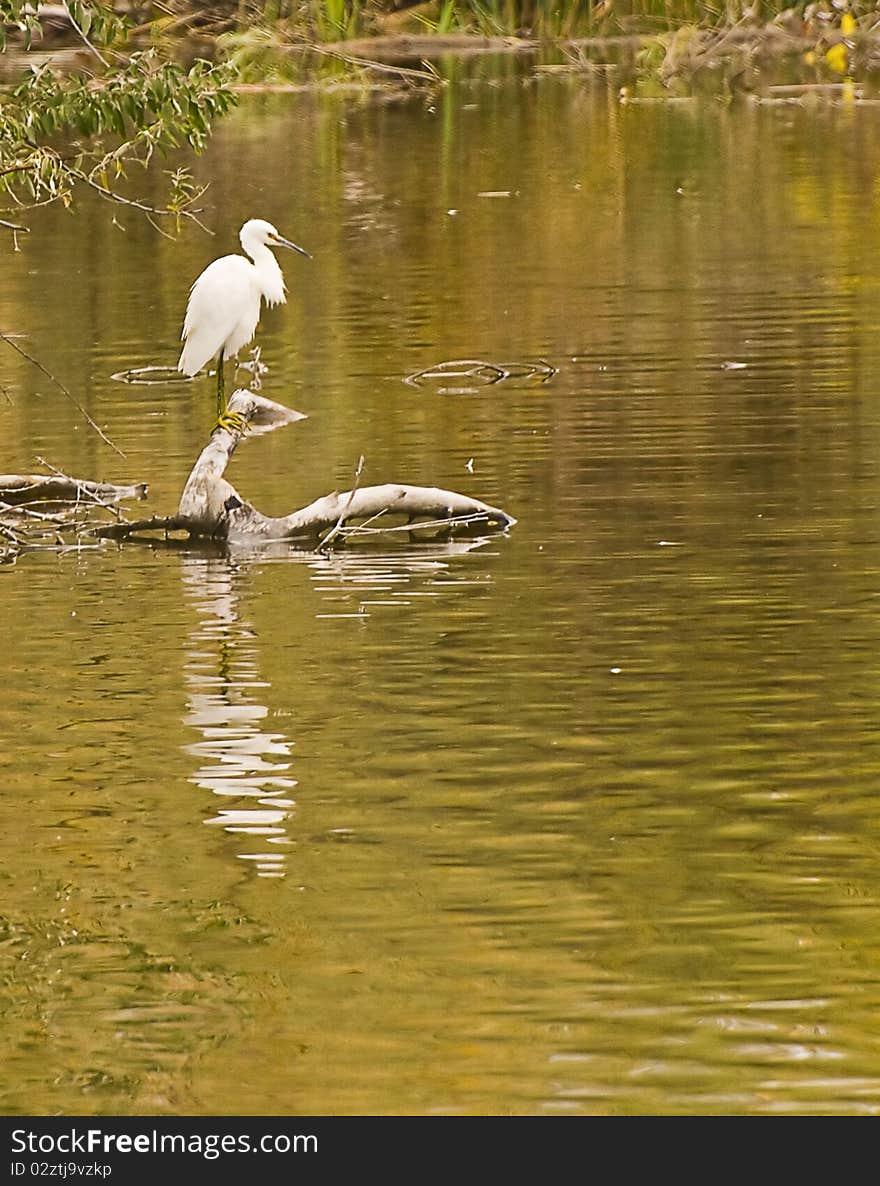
left=0, top=467, right=147, bottom=562
left=0, top=473, right=147, bottom=508
left=3, top=389, right=516, bottom=558
left=260, top=483, right=516, bottom=543
left=175, top=389, right=516, bottom=544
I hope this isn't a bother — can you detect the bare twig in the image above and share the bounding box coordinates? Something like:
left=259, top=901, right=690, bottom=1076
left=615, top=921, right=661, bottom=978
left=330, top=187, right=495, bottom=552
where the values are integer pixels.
left=0, top=332, right=126, bottom=458
left=319, top=454, right=365, bottom=551
left=339, top=511, right=503, bottom=537
left=35, top=456, right=128, bottom=519
left=0, top=500, right=68, bottom=525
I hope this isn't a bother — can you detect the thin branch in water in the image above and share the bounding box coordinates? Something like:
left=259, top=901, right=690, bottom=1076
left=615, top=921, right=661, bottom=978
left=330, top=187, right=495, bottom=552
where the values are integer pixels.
left=303, top=41, right=443, bottom=86
left=0, top=332, right=126, bottom=458
left=336, top=505, right=389, bottom=535
left=88, top=514, right=191, bottom=540
left=339, top=511, right=497, bottom=536
left=35, top=456, right=125, bottom=519
left=320, top=455, right=366, bottom=551
left=0, top=499, right=68, bottom=525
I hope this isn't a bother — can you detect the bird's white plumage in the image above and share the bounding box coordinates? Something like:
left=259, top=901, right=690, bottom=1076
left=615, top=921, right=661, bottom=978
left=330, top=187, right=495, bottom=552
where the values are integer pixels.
left=179, top=255, right=264, bottom=376
left=177, top=219, right=293, bottom=378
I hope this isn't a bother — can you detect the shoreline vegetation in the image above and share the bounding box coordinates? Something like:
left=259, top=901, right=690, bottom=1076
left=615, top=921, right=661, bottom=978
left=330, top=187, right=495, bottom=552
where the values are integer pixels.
left=10, top=2, right=880, bottom=96
left=0, top=1, right=875, bottom=241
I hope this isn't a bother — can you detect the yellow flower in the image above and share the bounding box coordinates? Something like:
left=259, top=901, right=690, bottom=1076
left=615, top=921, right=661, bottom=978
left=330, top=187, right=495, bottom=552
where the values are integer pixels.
left=825, top=41, right=849, bottom=73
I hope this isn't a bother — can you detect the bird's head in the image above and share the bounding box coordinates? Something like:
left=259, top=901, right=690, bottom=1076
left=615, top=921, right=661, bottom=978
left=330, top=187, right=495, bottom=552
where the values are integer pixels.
left=240, top=219, right=311, bottom=259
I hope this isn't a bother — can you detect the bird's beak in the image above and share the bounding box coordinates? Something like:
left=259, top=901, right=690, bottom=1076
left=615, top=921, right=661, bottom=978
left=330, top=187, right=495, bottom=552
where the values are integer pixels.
left=274, top=235, right=312, bottom=259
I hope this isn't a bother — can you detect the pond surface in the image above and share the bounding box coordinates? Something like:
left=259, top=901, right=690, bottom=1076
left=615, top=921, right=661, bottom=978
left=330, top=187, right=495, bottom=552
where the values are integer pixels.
left=4, top=71, right=880, bottom=1116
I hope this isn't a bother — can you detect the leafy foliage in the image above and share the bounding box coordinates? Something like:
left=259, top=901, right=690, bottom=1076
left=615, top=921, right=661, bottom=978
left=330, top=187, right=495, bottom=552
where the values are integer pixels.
left=0, top=0, right=124, bottom=52
left=0, top=2, right=236, bottom=232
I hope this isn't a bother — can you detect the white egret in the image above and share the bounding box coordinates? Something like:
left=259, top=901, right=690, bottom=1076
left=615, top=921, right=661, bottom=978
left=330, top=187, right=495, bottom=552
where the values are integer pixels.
left=178, top=218, right=311, bottom=421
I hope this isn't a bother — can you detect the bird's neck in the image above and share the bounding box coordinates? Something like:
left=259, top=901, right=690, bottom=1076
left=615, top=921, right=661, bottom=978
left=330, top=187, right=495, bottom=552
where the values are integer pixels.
left=248, top=244, right=286, bottom=307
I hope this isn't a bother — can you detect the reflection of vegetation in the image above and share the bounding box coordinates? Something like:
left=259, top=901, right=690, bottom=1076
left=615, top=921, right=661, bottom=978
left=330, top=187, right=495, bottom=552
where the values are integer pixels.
left=0, top=893, right=263, bottom=1113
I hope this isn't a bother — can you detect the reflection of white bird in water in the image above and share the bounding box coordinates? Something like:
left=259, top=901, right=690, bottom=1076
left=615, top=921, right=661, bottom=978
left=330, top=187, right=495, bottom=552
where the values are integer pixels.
left=178, top=218, right=311, bottom=421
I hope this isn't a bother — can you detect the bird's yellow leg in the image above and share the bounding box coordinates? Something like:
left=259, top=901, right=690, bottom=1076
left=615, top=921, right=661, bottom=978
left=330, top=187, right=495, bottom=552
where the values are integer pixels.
left=216, top=353, right=226, bottom=419
left=213, top=358, right=249, bottom=434
left=212, top=355, right=247, bottom=433
left=216, top=409, right=250, bottom=435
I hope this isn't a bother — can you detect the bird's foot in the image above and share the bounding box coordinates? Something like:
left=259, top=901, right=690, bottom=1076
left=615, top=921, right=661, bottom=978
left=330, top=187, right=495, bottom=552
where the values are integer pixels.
left=215, top=409, right=250, bottom=435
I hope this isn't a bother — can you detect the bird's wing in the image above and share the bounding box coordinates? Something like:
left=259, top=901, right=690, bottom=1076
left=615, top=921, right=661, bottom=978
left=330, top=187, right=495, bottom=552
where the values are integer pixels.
left=178, top=255, right=260, bottom=376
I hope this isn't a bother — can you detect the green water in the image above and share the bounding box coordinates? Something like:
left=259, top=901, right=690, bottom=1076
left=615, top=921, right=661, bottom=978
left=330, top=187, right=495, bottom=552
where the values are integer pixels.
left=4, top=76, right=880, bottom=1115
